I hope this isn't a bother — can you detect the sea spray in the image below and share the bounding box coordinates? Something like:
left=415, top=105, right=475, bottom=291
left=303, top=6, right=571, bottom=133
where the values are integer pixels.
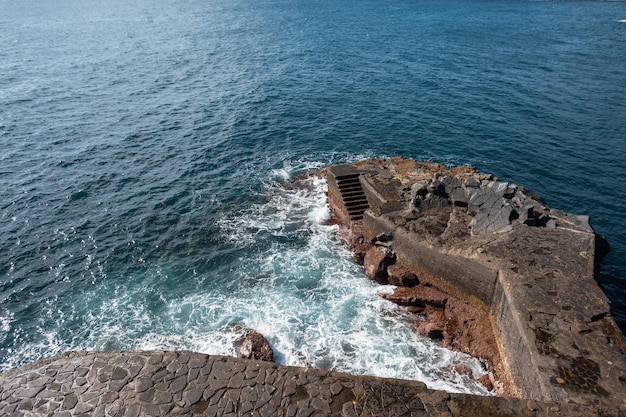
left=206, top=171, right=492, bottom=394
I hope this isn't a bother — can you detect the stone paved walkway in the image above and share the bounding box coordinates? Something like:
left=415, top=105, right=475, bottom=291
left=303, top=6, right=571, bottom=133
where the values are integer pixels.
left=0, top=350, right=620, bottom=417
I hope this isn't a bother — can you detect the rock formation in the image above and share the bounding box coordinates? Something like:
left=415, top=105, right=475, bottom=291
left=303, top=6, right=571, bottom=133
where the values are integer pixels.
left=234, top=328, right=274, bottom=363
left=326, top=157, right=626, bottom=409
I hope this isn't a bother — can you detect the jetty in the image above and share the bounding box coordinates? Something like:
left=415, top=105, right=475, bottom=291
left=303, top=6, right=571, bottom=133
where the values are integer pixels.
left=0, top=350, right=616, bottom=417
left=1, top=157, right=625, bottom=416
left=327, top=157, right=626, bottom=410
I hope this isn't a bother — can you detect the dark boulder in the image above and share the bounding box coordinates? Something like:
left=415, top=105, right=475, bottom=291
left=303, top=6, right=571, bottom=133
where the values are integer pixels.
left=235, top=330, right=274, bottom=362
left=363, top=246, right=396, bottom=284
left=387, top=264, right=420, bottom=287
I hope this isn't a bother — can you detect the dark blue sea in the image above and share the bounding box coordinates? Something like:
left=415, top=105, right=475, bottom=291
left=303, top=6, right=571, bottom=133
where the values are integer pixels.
left=1, top=0, right=625, bottom=394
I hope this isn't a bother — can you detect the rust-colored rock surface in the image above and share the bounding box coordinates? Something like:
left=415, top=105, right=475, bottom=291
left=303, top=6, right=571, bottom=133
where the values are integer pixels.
left=363, top=246, right=396, bottom=284
left=235, top=329, right=274, bottom=362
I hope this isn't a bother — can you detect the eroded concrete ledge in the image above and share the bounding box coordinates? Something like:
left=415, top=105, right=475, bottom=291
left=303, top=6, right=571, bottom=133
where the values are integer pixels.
left=0, top=350, right=618, bottom=417
left=326, top=157, right=626, bottom=410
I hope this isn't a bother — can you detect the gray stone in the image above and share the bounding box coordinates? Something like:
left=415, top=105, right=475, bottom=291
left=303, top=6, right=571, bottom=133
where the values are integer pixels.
left=81, top=388, right=103, bottom=402
left=227, top=370, right=245, bottom=388
left=241, top=385, right=258, bottom=402
left=240, top=401, right=254, bottom=414
left=310, top=396, right=331, bottom=413
left=464, top=177, right=481, bottom=188
left=183, top=387, right=203, bottom=405
left=225, top=387, right=241, bottom=401
left=174, top=364, right=188, bottom=378
left=342, top=401, right=359, bottom=417
left=143, top=403, right=161, bottom=416
left=16, top=386, right=45, bottom=398
left=270, top=386, right=283, bottom=406
left=207, top=387, right=226, bottom=406
left=208, top=375, right=228, bottom=391
left=258, top=403, right=276, bottom=417
left=75, top=402, right=94, bottom=414
left=111, top=367, right=128, bottom=381
left=170, top=375, right=187, bottom=393
left=28, top=377, right=50, bottom=387
left=135, top=377, right=153, bottom=393
left=138, top=388, right=154, bottom=402
left=58, top=362, right=77, bottom=373
left=153, top=389, right=173, bottom=404
left=188, top=356, right=207, bottom=370
left=330, top=381, right=344, bottom=395
left=17, top=398, right=34, bottom=411
left=217, top=396, right=236, bottom=413
left=61, top=393, right=78, bottom=410
left=450, top=186, right=469, bottom=206
left=109, top=378, right=129, bottom=392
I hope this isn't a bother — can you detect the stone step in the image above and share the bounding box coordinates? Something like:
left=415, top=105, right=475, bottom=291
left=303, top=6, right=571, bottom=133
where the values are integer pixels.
left=337, top=177, right=362, bottom=187
left=338, top=184, right=362, bottom=192
left=347, top=200, right=368, bottom=206
left=327, top=164, right=369, bottom=221
left=343, top=194, right=368, bottom=202
left=336, top=173, right=361, bottom=180
left=341, top=190, right=366, bottom=198
left=340, top=183, right=363, bottom=189
left=345, top=203, right=368, bottom=211
left=340, top=188, right=364, bottom=197
left=347, top=206, right=369, bottom=213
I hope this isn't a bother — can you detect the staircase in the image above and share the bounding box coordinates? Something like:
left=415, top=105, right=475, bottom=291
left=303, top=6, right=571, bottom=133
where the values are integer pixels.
left=327, top=165, right=370, bottom=220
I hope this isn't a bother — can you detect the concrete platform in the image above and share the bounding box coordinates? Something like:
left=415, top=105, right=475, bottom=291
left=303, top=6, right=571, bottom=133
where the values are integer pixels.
left=327, top=157, right=626, bottom=411
left=0, top=351, right=616, bottom=417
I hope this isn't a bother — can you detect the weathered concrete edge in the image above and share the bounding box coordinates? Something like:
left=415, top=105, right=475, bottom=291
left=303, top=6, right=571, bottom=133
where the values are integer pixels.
left=491, top=270, right=549, bottom=400
left=359, top=198, right=626, bottom=409
left=363, top=211, right=498, bottom=307
left=1, top=350, right=620, bottom=417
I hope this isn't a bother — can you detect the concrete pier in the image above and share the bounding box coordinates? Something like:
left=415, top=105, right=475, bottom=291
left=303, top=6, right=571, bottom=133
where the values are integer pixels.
left=327, top=157, right=626, bottom=410
left=0, top=351, right=615, bottom=417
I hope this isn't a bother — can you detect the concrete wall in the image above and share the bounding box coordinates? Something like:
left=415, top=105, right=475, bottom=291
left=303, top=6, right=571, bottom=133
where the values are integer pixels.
left=362, top=211, right=626, bottom=408
left=363, top=211, right=498, bottom=306
left=490, top=272, right=544, bottom=400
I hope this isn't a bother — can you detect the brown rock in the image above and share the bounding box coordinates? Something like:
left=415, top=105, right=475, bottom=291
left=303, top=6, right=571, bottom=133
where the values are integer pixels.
left=381, top=285, right=448, bottom=308
left=478, top=374, right=494, bottom=391
left=235, top=331, right=274, bottom=362
left=363, top=246, right=396, bottom=284
left=416, top=306, right=447, bottom=341
left=387, top=263, right=420, bottom=287
left=452, top=363, right=474, bottom=377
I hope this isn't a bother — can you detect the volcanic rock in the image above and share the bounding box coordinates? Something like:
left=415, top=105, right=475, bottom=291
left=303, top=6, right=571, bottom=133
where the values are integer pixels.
left=235, top=330, right=274, bottom=362
left=325, top=157, right=626, bottom=406
left=363, top=246, right=396, bottom=284
left=387, top=263, right=420, bottom=287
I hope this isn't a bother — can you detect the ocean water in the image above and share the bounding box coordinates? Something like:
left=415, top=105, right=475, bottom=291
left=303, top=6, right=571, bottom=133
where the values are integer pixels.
left=1, top=0, right=625, bottom=395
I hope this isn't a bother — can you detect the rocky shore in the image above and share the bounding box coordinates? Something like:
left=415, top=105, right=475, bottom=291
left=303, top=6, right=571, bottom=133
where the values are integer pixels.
left=325, top=157, right=625, bottom=409
left=1, top=156, right=625, bottom=416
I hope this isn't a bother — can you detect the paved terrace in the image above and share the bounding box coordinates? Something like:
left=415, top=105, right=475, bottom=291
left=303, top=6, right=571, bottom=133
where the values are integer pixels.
left=0, top=350, right=619, bottom=417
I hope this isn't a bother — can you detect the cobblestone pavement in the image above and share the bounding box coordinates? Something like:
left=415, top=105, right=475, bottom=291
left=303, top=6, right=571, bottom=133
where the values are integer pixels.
left=0, top=351, right=619, bottom=416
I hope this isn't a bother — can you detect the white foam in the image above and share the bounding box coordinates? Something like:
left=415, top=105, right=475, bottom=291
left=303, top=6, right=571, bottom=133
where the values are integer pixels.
left=0, top=310, right=14, bottom=335
left=2, top=161, right=491, bottom=395
left=193, top=173, right=491, bottom=394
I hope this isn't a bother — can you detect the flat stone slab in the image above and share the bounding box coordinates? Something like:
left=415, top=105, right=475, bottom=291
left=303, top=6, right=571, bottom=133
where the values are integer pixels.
left=327, top=164, right=359, bottom=179
left=0, top=351, right=619, bottom=417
